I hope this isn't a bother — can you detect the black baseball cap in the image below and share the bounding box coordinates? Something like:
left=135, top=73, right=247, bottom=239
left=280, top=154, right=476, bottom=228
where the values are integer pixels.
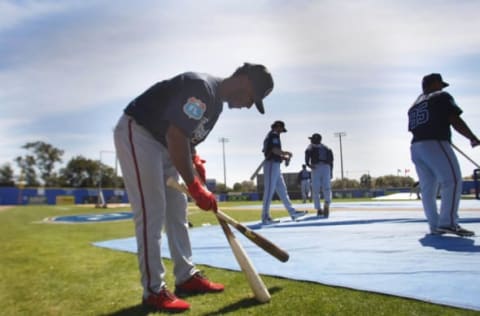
left=234, top=63, right=274, bottom=114
left=271, top=120, right=287, bottom=132
left=309, top=133, right=322, bottom=143
left=422, top=73, right=449, bottom=90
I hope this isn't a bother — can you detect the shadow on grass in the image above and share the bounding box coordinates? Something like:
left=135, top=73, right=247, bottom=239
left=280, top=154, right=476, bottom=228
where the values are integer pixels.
left=201, top=286, right=283, bottom=315
left=101, top=304, right=150, bottom=316
left=102, top=287, right=283, bottom=315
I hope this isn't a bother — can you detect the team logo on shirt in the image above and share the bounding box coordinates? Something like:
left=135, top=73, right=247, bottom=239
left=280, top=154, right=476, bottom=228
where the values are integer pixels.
left=183, top=97, right=206, bottom=120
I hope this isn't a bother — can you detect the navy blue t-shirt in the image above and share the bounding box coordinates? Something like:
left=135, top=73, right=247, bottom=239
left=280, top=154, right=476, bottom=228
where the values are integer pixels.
left=305, top=144, right=333, bottom=165
left=124, top=72, right=223, bottom=147
left=408, top=91, right=462, bottom=143
left=263, top=131, right=283, bottom=162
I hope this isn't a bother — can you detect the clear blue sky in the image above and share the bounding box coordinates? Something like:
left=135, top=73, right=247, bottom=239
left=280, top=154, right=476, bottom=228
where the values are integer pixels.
left=1, top=0, right=480, bottom=186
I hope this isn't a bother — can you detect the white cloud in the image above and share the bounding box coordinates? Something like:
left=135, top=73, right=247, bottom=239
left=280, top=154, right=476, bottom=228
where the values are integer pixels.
left=0, top=118, right=32, bottom=162
left=0, top=1, right=72, bottom=31
left=274, top=0, right=480, bottom=67
left=1, top=0, right=480, bottom=184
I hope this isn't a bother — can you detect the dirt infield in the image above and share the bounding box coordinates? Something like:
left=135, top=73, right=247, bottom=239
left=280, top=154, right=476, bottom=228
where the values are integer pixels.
left=0, top=206, right=13, bottom=212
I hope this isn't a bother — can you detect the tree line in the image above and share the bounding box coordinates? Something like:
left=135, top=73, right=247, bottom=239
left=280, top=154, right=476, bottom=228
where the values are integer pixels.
left=0, top=141, right=418, bottom=191
left=0, top=141, right=122, bottom=188
left=331, top=174, right=415, bottom=189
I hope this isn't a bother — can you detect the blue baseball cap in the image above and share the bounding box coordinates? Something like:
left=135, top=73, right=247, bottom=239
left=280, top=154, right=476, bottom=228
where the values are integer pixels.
left=234, top=63, right=274, bottom=114
left=422, top=73, right=449, bottom=90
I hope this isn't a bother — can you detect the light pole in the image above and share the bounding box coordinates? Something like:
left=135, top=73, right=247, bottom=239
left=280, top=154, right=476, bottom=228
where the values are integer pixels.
left=219, top=137, right=229, bottom=188
left=334, top=132, right=346, bottom=180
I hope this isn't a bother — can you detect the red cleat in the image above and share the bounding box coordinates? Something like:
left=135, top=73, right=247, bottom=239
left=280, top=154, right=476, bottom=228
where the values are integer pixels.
left=175, top=272, right=225, bottom=296
left=142, top=288, right=190, bottom=312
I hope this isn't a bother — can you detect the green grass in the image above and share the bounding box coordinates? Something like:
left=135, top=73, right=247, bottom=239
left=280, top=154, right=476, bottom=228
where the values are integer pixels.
left=0, top=203, right=478, bottom=316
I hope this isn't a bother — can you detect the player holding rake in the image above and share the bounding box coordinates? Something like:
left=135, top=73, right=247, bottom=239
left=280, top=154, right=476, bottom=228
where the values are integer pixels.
left=408, top=73, right=479, bottom=237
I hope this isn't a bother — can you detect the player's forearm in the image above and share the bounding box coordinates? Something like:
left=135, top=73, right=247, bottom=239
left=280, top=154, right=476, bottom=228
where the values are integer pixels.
left=166, top=124, right=195, bottom=185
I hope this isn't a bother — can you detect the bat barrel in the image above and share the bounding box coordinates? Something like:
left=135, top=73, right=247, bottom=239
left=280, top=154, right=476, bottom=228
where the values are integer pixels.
left=216, top=211, right=290, bottom=262
left=166, top=177, right=290, bottom=262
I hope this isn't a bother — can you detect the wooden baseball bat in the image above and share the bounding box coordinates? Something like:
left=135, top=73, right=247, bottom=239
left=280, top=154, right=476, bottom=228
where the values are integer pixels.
left=166, top=177, right=289, bottom=262
left=215, top=211, right=289, bottom=262
left=166, top=177, right=270, bottom=302
left=217, top=219, right=271, bottom=303
left=250, top=160, right=265, bottom=180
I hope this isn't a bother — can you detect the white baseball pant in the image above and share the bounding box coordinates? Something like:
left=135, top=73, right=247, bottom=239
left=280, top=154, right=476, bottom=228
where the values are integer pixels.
left=311, top=163, right=332, bottom=211
left=261, top=160, right=296, bottom=221
left=410, top=140, right=462, bottom=232
left=114, top=114, right=197, bottom=298
left=300, top=179, right=310, bottom=203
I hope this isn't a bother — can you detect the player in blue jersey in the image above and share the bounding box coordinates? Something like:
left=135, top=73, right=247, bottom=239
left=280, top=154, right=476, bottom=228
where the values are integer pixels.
left=114, top=63, right=273, bottom=312
left=305, top=133, right=333, bottom=217
left=408, top=73, right=479, bottom=237
left=297, top=164, right=311, bottom=203
left=261, top=120, right=307, bottom=224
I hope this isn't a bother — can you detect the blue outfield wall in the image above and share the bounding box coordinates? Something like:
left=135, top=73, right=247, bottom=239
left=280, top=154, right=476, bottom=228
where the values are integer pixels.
left=215, top=181, right=479, bottom=201
left=0, top=180, right=477, bottom=205
left=0, top=187, right=128, bottom=205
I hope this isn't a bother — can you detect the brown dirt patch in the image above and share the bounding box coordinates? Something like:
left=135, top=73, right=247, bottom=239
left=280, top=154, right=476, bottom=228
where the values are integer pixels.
left=0, top=206, right=13, bottom=212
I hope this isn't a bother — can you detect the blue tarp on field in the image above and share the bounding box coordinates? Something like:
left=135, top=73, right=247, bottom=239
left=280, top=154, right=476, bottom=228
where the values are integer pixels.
left=93, top=199, right=480, bottom=311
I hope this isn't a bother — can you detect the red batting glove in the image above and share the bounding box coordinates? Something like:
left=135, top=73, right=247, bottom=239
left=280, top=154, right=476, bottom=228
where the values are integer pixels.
left=187, top=177, right=217, bottom=212
left=193, top=154, right=207, bottom=183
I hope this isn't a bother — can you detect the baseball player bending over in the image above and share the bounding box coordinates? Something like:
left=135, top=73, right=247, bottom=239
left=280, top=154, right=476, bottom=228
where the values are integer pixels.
left=408, top=73, right=479, bottom=236
left=261, top=120, right=307, bottom=225
left=114, top=63, right=274, bottom=312
left=305, top=133, right=333, bottom=217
